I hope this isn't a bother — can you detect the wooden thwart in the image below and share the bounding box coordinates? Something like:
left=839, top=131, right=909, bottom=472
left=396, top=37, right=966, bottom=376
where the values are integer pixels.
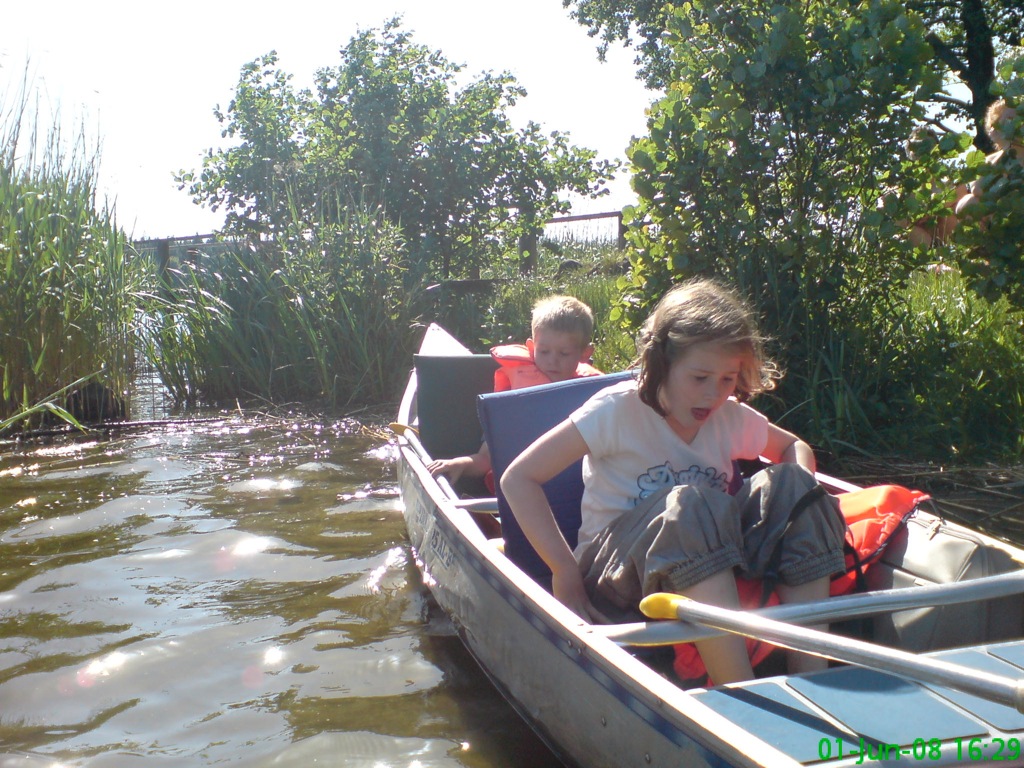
left=600, top=570, right=1024, bottom=646
left=638, top=588, right=1024, bottom=713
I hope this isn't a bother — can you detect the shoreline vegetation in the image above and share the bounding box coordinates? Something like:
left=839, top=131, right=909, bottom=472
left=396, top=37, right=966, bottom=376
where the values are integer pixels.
left=1, top=77, right=143, bottom=435
left=4, top=231, right=1021, bottom=466
left=3, top=16, right=1024, bottom=476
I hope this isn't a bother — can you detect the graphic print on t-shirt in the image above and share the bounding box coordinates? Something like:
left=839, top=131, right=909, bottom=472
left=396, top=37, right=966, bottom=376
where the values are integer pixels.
left=636, top=462, right=730, bottom=501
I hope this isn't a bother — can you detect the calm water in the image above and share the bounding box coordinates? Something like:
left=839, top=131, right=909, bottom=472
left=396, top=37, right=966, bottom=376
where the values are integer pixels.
left=0, top=415, right=562, bottom=767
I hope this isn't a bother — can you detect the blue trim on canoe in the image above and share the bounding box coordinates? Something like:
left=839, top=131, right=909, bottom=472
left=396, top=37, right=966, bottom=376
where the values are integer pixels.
left=428, top=502, right=736, bottom=768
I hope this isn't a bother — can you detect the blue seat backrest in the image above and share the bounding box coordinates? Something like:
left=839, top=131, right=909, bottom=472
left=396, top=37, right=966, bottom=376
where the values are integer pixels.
left=478, top=371, right=634, bottom=586
left=415, top=354, right=499, bottom=460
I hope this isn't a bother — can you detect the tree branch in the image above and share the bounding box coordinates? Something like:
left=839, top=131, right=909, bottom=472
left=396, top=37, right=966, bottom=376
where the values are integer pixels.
left=921, top=115, right=962, bottom=135
left=932, top=93, right=972, bottom=110
left=924, top=32, right=967, bottom=76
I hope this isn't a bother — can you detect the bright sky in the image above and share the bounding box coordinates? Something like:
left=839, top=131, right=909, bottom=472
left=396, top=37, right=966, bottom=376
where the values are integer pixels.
left=1, top=0, right=655, bottom=240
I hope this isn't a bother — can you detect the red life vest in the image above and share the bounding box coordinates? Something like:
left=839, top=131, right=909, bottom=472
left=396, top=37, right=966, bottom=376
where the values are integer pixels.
left=671, top=484, right=927, bottom=685
left=491, top=343, right=602, bottom=392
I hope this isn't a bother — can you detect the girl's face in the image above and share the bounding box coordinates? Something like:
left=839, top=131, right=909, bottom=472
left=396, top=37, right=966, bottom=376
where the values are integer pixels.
left=659, top=341, right=745, bottom=438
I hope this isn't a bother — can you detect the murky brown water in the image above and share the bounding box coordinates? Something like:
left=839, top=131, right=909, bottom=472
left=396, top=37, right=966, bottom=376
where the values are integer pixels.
left=0, top=415, right=562, bottom=767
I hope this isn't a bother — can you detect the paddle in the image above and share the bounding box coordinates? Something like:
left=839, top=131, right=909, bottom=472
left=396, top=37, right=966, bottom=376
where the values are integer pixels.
left=640, top=591, right=1024, bottom=713
left=599, top=570, right=1024, bottom=646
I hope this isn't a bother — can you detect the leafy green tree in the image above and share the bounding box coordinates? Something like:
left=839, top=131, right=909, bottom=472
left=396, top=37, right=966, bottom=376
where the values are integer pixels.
left=564, top=0, right=673, bottom=90
left=179, top=54, right=304, bottom=239
left=564, top=0, right=1021, bottom=149
left=907, top=0, right=1022, bottom=150
left=618, top=0, right=938, bottom=444
left=178, top=19, right=616, bottom=279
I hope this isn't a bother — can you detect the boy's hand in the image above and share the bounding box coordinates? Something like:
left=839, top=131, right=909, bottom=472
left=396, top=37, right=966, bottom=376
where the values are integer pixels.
left=427, top=446, right=491, bottom=483
left=427, top=457, right=473, bottom=483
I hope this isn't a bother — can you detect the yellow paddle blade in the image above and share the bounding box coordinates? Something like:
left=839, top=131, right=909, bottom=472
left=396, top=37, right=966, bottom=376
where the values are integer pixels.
left=639, top=592, right=691, bottom=620
left=388, top=422, right=419, bottom=436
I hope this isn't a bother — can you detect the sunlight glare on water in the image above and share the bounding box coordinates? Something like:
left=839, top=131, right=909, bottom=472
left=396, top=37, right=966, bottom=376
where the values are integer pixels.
left=0, top=414, right=561, bottom=767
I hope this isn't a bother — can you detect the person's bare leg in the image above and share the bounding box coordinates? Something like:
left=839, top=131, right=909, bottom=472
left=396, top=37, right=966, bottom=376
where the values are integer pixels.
left=777, top=577, right=830, bottom=675
left=683, top=571, right=754, bottom=685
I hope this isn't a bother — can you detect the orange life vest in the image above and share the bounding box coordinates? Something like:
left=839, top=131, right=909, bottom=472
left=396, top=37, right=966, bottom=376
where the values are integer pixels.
left=671, top=484, right=927, bottom=685
left=830, top=484, right=928, bottom=595
left=491, top=343, right=602, bottom=392
left=483, top=344, right=602, bottom=494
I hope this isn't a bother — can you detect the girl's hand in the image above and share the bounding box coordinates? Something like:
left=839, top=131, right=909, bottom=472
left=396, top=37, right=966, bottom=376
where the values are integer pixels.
left=551, top=567, right=612, bottom=625
left=502, top=420, right=610, bottom=621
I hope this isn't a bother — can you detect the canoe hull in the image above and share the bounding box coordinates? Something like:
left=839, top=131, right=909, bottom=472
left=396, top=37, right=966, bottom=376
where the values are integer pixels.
left=399, top=447, right=768, bottom=768
left=396, top=323, right=1024, bottom=767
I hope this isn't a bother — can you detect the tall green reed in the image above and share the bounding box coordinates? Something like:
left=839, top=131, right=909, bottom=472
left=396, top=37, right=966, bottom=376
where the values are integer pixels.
left=0, top=374, right=96, bottom=436
left=144, top=203, right=425, bottom=408
left=1, top=79, right=146, bottom=427
left=869, top=269, right=1024, bottom=460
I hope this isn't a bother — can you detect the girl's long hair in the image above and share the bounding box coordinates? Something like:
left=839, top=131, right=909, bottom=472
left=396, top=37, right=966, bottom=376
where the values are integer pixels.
left=635, top=278, right=780, bottom=415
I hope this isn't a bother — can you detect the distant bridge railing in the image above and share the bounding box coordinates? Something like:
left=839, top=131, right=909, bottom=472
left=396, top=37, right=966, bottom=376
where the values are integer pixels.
left=134, top=210, right=626, bottom=271
left=544, top=210, right=625, bottom=249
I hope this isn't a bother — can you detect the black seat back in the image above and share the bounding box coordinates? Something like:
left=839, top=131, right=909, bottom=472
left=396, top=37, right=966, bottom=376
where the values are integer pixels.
left=414, top=354, right=498, bottom=460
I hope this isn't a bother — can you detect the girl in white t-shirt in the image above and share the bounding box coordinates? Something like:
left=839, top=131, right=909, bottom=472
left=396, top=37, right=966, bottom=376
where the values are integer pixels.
left=501, top=278, right=847, bottom=685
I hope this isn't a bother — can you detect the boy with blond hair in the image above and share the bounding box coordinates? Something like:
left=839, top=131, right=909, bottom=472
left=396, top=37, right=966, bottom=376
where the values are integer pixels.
left=955, top=97, right=1023, bottom=217
left=428, top=295, right=601, bottom=488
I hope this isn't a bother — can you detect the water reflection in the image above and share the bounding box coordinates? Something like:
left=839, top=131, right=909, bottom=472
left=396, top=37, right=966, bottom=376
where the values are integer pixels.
left=0, top=416, right=561, bottom=767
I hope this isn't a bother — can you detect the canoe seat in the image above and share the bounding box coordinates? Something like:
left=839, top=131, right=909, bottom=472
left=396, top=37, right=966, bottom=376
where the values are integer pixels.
left=415, top=353, right=499, bottom=498
left=478, top=371, right=633, bottom=588
left=414, top=353, right=498, bottom=462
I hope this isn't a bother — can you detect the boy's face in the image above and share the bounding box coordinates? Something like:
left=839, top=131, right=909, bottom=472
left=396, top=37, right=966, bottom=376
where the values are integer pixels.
left=529, top=329, right=593, bottom=383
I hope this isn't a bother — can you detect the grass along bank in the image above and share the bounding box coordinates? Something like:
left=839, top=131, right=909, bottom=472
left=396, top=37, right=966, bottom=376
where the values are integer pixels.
left=1, top=86, right=145, bottom=430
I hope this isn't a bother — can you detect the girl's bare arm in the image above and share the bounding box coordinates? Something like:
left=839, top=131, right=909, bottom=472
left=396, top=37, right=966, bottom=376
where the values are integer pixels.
left=500, top=419, right=608, bottom=622
left=763, top=422, right=816, bottom=472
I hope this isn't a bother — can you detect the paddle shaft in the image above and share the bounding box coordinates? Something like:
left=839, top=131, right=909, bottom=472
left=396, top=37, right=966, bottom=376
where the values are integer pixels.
left=674, top=597, right=1024, bottom=713
left=605, top=570, right=1024, bottom=646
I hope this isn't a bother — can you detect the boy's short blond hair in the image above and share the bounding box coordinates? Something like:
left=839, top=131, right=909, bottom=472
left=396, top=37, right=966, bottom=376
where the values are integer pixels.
left=985, top=98, right=1020, bottom=147
left=985, top=98, right=1010, bottom=137
left=530, top=295, right=594, bottom=345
